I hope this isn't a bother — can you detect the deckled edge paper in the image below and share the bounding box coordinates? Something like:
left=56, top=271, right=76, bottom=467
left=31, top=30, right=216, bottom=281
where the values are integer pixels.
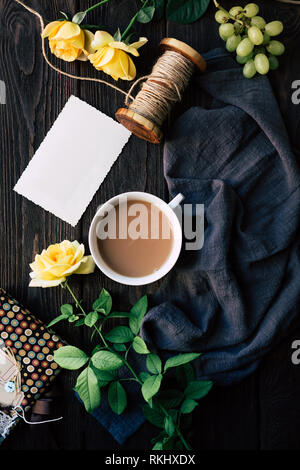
left=14, top=96, right=131, bottom=226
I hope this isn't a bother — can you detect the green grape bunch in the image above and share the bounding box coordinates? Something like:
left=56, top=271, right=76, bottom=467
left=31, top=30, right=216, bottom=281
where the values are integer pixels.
left=214, top=2, right=285, bottom=78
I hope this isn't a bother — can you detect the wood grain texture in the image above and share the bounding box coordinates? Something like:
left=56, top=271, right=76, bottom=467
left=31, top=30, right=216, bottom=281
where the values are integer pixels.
left=0, top=0, right=299, bottom=450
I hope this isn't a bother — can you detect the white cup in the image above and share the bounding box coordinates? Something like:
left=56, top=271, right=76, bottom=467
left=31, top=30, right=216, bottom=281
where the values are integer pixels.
left=88, top=191, right=184, bottom=286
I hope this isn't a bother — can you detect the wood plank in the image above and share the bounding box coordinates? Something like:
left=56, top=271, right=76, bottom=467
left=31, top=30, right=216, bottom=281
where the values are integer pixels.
left=0, top=0, right=83, bottom=450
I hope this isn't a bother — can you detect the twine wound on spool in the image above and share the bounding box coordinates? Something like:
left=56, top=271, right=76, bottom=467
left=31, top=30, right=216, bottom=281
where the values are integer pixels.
left=117, top=38, right=206, bottom=143
left=14, top=0, right=206, bottom=144
left=125, top=51, right=194, bottom=127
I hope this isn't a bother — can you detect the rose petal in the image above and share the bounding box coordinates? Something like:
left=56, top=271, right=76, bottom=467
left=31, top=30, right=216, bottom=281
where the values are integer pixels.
left=83, top=30, right=96, bottom=54
left=29, top=277, right=66, bottom=288
left=69, top=29, right=85, bottom=49
left=73, top=256, right=95, bottom=275
left=43, top=263, right=73, bottom=278
left=96, top=47, right=115, bottom=67
left=71, top=241, right=85, bottom=264
left=42, top=21, right=65, bottom=38
left=53, top=22, right=81, bottom=40
left=127, top=55, right=137, bottom=80
left=92, top=31, right=114, bottom=50
left=130, top=37, right=148, bottom=50
left=108, top=41, right=140, bottom=57
left=60, top=259, right=85, bottom=276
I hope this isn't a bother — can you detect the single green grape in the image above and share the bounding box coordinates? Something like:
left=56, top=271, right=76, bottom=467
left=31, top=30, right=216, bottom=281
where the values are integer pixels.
left=248, top=26, right=264, bottom=45
left=250, top=16, right=266, bottom=29
left=219, top=23, right=235, bottom=40
left=243, top=59, right=256, bottom=78
left=268, top=55, right=279, bottom=70
left=229, top=6, right=244, bottom=19
left=236, top=52, right=253, bottom=64
left=262, top=33, right=270, bottom=45
left=215, top=9, right=230, bottom=24
left=244, top=3, right=259, bottom=18
left=226, top=34, right=242, bottom=52
left=265, top=21, right=284, bottom=37
left=266, top=40, right=285, bottom=56
left=236, top=37, right=254, bottom=57
left=254, top=53, right=270, bottom=74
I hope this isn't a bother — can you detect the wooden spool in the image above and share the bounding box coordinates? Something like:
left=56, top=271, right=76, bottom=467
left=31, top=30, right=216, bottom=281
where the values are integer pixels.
left=115, top=38, right=206, bottom=144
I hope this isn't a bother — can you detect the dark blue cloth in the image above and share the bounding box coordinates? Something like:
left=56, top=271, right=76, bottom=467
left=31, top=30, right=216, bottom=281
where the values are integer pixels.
left=142, top=48, right=300, bottom=384
left=76, top=376, right=145, bottom=445
left=80, top=48, right=300, bottom=440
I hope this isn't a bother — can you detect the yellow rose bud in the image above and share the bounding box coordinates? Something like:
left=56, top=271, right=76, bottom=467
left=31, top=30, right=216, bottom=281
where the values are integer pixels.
left=29, top=240, right=95, bottom=288
left=42, top=20, right=85, bottom=62
left=88, top=31, right=148, bottom=81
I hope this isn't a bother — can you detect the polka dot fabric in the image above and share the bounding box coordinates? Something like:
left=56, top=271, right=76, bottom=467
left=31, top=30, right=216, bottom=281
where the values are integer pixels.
left=0, top=289, right=65, bottom=412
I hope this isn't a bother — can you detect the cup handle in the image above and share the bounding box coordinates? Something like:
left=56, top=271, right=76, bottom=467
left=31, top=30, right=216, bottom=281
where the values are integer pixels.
left=168, top=193, right=185, bottom=211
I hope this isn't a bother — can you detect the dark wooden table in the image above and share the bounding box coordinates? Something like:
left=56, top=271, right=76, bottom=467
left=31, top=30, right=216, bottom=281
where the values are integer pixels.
left=1, top=0, right=300, bottom=451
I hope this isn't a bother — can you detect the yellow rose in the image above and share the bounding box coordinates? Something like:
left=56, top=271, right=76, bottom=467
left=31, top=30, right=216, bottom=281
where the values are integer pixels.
left=88, top=31, right=148, bottom=81
left=42, top=20, right=94, bottom=62
left=29, top=241, right=95, bottom=288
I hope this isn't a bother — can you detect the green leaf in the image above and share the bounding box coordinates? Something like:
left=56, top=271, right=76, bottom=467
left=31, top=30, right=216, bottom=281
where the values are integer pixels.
left=142, top=404, right=164, bottom=428
left=164, top=353, right=201, bottom=372
left=137, top=5, right=155, bottom=23
left=152, top=441, right=163, bottom=450
left=166, top=0, right=210, bottom=24
left=93, top=289, right=112, bottom=315
left=139, top=372, right=151, bottom=382
left=105, top=326, right=134, bottom=344
left=148, top=398, right=154, bottom=408
left=108, top=381, right=127, bottom=415
left=184, top=380, right=213, bottom=400
left=132, top=336, right=150, bottom=355
left=113, top=344, right=127, bottom=352
left=60, top=304, right=73, bottom=316
left=74, top=367, right=101, bottom=413
left=146, top=354, right=162, bottom=374
left=113, top=28, right=122, bottom=41
left=176, top=363, right=195, bottom=387
left=91, top=350, right=123, bottom=371
left=84, top=311, right=99, bottom=328
left=142, top=374, right=162, bottom=402
left=54, top=346, right=89, bottom=370
left=91, top=367, right=117, bottom=387
left=164, top=415, right=175, bottom=437
left=180, top=398, right=198, bottom=414
left=47, top=314, right=69, bottom=328
left=129, top=295, right=148, bottom=335
left=72, top=11, right=86, bottom=25
left=158, top=389, right=184, bottom=409
left=74, top=318, right=85, bottom=327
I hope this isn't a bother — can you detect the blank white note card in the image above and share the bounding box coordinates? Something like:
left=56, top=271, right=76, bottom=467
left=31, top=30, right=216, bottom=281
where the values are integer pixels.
left=14, top=95, right=131, bottom=226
